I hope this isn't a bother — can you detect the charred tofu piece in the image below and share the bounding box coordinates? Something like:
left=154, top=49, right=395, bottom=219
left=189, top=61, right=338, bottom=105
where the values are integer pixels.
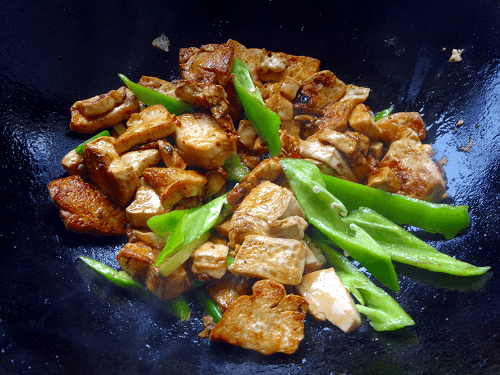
left=348, top=103, right=382, bottom=139
left=294, top=70, right=347, bottom=114
left=296, top=268, right=361, bottom=333
left=113, top=104, right=176, bottom=154
left=175, top=113, right=237, bottom=169
left=179, top=43, right=235, bottom=86
left=228, top=181, right=307, bottom=247
left=210, top=279, right=308, bottom=355
left=191, top=241, right=230, bottom=279
left=120, top=149, right=161, bottom=178
left=116, top=241, right=191, bottom=300
left=157, top=140, right=187, bottom=169
left=299, top=137, right=357, bottom=182
left=206, top=273, right=248, bottom=311
left=126, top=178, right=166, bottom=228
left=175, top=80, right=230, bottom=119
left=48, top=175, right=127, bottom=236
left=376, top=130, right=447, bottom=201
left=70, top=87, right=140, bottom=134
left=374, top=112, right=426, bottom=143
left=142, top=167, right=207, bottom=210
left=84, top=136, right=140, bottom=207
left=61, top=149, right=86, bottom=176
left=138, top=76, right=178, bottom=98
left=284, top=54, right=321, bottom=83
left=230, top=235, right=307, bottom=285
left=316, top=84, right=370, bottom=133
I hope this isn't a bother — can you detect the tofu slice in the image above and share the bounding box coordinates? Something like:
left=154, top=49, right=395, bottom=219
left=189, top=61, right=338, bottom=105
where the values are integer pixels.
left=191, top=241, right=230, bottom=279
left=84, top=136, right=140, bottom=207
left=206, top=273, right=247, bottom=311
left=126, top=178, right=166, bottom=228
left=116, top=241, right=191, bottom=300
left=296, top=268, right=362, bottom=333
left=120, top=149, right=161, bottom=178
left=175, top=112, right=237, bottom=168
left=113, top=104, right=176, bottom=154
left=142, top=167, right=207, bottom=210
left=210, top=279, right=308, bottom=355
left=348, top=103, right=382, bottom=139
left=230, top=235, right=307, bottom=285
left=374, top=112, right=426, bottom=143
left=48, top=175, right=127, bottom=236
left=61, top=149, right=85, bottom=176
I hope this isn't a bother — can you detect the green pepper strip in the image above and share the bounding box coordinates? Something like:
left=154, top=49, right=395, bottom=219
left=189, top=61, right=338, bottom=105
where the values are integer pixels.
left=79, top=256, right=190, bottom=321
left=281, top=158, right=400, bottom=292
left=75, top=130, right=110, bottom=154
left=321, top=174, right=469, bottom=240
left=195, top=289, right=223, bottom=323
left=118, top=74, right=194, bottom=115
left=231, top=58, right=282, bottom=157
left=374, top=106, right=394, bottom=121
left=223, top=152, right=251, bottom=182
left=309, top=233, right=415, bottom=331
left=148, top=194, right=230, bottom=276
left=226, top=254, right=235, bottom=268
left=343, top=208, right=489, bottom=276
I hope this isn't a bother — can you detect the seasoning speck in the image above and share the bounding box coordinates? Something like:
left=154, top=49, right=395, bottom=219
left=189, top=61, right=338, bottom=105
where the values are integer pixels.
left=456, top=119, right=464, bottom=127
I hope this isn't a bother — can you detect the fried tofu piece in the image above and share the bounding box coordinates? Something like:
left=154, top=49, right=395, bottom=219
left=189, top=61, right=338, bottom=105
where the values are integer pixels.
left=230, top=235, right=307, bottom=285
left=175, top=113, right=237, bottom=169
left=228, top=181, right=307, bottom=247
left=61, top=149, right=86, bottom=176
left=84, top=136, right=141, bottom=207
left=157, top=140, right=187, bottom=169
left=284, top=55, right=321, bottom=83
left=191, top=241, right=230, bottom=279
left=316, top=84, right=370, bottom=133
left=366, top=166, right=402, bottom=193
left=175, top=80, right=230, bottom=119
left=113, top=104, right=176, bottom=155
left=138, top=76, right=178, bottom=98
left=48, top=175, right=127, bottom=236
left=179, top=43, right=235, bottom=86
left=210, top=279, right=308, bottom=355
left=377, top=129, right=447, bottom=201
left=348, top=103, right=382, bottom=139
left=116, top=241, right=191, bottom=300
left=120, top=149, right=161, bottom=178
left=206, top=273, right=247, bottom=311
left=374, top=112, right=426, bottom=143
left=70, top=87, right=140, bottom=134
left=302, top=239, right=327, bottom=274
left=294, top=70, right=347, bottom=114
left=203, top=167, right=228, bottom=198
left=142, top=167, right=207, bottom=210
left=126, top=178, right=166, bottom=228
left=296, top=268, right=361, bottom=333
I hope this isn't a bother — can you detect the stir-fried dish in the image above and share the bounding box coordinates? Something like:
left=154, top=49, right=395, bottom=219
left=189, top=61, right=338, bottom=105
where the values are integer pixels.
left=48, top=39, right=489, bottom=356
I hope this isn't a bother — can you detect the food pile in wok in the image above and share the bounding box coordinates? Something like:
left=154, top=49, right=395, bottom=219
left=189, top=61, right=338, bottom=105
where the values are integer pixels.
left=48, top=39, right=488, bottom=355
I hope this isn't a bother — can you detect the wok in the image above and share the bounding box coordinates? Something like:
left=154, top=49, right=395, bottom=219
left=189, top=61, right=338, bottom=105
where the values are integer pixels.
left=1, top=1, right=499, bottom=374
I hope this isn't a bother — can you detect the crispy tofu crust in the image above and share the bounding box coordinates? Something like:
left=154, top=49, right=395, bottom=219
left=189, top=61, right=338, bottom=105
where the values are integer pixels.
left=48, top=175, right=127, bottom=236
left=210, top=279, right=308, bottom=355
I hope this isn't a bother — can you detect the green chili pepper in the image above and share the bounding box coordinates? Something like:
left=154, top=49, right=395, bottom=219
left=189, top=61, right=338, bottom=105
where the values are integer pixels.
left=118, top=74, right=194, bottom=115
left=226, top=254, right=235, bottom=268
left=231, top=58, right=282, bottom=157
left=223, top=152, right=251, bottom=182
left=280, top=158, right=400, bottom=292
left=195, top=289, right=223, bottom=323
left=75, top=130, right=110, bottom=154
left=149, top=194, right=230, bottom=276
left=310, top=233, right=415, bottom=331
left=342, top=208, right=489, bottom=276
left=374, top=106, right=394, bottom=121
left=321, top=174, right=469, bottom=240
left=79, top=256, right=190, bottom=321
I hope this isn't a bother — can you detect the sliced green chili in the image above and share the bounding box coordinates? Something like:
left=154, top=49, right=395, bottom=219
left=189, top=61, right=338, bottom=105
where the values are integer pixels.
left=374, top=106, right=394, bottom=121
left=309, top=232, right=414, bottom=331
left=226, top=254, right=235, bottom=268
left=223, top=152, right=251, bottom=182
left=118, top=74, right=194, bottom=115
left=75, top=130, right=110, bottom=154
left=195, top=289, right=223, bottom=323
left=321, top=173, right=469, bottom=240
left=281, top=158, right=400, bottom=292
left=79, top=256, right=190, bottom=321
left=231, top=58, right=282, bottom=157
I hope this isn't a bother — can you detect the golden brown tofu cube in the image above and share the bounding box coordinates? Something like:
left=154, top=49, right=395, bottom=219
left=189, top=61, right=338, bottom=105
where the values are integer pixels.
left=48, top=175, right=127, bottom=236
left=210, top=279, right=308, bottom=355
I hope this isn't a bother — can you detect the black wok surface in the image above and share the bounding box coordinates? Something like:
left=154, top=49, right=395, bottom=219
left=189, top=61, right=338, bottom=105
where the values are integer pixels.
left=1, top=1, right=499, bottom=374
